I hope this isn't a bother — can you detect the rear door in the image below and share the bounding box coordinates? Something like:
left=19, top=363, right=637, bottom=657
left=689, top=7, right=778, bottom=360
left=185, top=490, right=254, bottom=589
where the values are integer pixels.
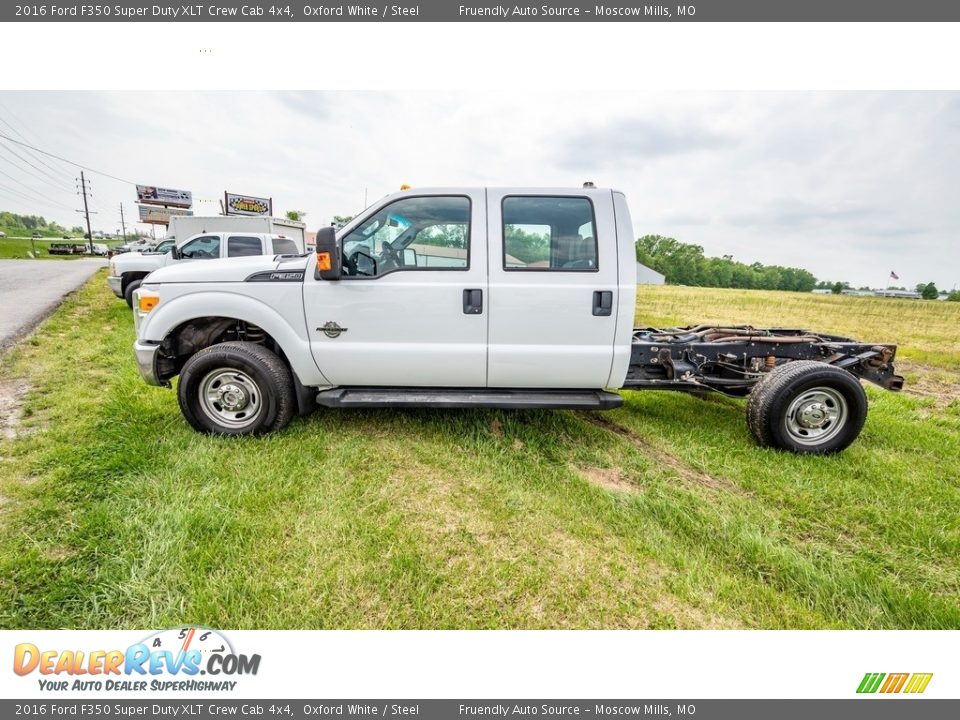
left=486, top=189, right=620, bottom=388
left=303, top=191, right=488, bottom=387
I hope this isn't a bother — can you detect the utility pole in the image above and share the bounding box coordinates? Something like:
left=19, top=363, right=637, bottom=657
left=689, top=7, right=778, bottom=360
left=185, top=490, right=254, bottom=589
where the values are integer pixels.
left=119, top=203, right=127, bottom=242
left=78, top=171, right=94, bottom=254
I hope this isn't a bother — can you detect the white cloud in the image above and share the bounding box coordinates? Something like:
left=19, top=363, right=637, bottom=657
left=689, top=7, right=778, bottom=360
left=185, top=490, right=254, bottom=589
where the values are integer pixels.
left=0, top=91, right=957, bottom=289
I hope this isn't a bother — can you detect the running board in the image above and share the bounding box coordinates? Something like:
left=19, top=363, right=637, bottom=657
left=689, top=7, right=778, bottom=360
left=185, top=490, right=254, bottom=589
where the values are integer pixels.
left=315, top=388, right=624, bottom=410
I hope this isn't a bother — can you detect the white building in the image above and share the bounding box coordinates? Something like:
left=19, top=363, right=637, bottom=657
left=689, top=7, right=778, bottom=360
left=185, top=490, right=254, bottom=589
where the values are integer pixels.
left=637, top=262, right=665, bottom=285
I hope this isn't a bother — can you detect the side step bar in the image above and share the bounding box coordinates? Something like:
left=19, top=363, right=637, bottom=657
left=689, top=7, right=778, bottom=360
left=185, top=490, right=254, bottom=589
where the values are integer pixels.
left=315, top=388, right=624, bottom=410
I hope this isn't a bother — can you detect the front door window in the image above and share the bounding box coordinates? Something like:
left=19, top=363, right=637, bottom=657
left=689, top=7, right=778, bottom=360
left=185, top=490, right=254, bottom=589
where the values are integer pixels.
left=341, top=196, right=470, bottom=277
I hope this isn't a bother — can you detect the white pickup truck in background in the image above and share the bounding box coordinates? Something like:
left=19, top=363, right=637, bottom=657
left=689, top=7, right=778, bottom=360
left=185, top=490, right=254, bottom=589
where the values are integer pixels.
left=108, top=231, right=302, bottom=307
left=164, top=214, right=307, bottom=246
left=130, top=186, right=904, bottom=454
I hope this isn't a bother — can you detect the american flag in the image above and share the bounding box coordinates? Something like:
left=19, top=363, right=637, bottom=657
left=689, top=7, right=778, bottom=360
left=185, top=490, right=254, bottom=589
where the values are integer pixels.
left=890, top=271, right=899, bottom=280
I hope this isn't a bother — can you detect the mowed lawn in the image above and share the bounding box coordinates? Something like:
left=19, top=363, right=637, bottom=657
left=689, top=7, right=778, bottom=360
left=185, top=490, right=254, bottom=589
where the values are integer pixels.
left=0, top=274, right=957, bottom=629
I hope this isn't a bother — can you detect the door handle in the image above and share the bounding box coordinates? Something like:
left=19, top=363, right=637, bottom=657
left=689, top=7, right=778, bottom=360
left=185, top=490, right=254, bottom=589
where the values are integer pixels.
left=593, top=290, right=613, bottom=316
left=463, top=288, right=483, bottom=314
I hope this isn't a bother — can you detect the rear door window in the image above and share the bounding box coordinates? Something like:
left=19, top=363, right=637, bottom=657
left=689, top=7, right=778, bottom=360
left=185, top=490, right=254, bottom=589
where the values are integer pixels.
left=502, top=196, right=598, bottom=271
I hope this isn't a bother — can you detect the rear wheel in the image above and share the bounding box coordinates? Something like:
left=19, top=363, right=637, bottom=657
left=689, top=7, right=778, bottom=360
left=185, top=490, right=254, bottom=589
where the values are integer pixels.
left=177, top=342, right=296, bottom=436
left=123, top=278, right=142, bottom=308
left=747, top=360, right=867, bottom=454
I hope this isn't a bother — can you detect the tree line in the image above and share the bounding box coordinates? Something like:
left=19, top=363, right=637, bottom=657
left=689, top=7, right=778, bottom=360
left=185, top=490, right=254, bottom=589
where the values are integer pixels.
left=0, top=211, right=86, bottom=236
left=635, top=234, right=818, bottom=292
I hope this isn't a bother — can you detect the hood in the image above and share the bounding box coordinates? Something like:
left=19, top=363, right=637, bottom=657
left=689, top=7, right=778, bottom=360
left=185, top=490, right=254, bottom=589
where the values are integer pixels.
left=146, top=254, right=310, bottom=284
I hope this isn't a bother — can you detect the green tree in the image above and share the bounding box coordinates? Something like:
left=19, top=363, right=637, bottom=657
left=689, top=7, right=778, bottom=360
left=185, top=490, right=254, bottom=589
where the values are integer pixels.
left=506, top=225, right=551, bottom=264
left=920, top=282, right=939, bottom=300
left=285, top=210, right=307, bottom=221
left=946, top=291, right=960, bottom=302
left=331, top=215, right=353, bottom=228
left=636, top=234, right=817, bottom=292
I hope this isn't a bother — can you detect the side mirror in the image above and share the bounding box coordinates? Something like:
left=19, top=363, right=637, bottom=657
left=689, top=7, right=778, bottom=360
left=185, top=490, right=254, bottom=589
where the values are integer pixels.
left=314, top=226, right=342, bottom=280
left=170, top=244, right=181, bottom=260
left=402, top=247, right=418, bottom=267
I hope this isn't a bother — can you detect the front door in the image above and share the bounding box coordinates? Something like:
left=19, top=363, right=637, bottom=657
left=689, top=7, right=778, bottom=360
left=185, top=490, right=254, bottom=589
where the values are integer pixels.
left=486, top=189, right=620, bottom=388
left=303, top=191, right=488, bottom=387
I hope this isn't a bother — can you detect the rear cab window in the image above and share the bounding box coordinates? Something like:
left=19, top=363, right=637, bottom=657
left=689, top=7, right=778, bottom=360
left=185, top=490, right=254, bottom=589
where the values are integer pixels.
left=272, top=236, right=299, bottom=255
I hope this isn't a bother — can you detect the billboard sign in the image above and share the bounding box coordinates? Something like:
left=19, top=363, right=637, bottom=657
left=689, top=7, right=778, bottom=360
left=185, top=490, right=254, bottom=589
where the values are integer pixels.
left=225, top=192, right=273, bottom=217
left=138, top=204, right=193, bottom=225
left=136, top=184, right=193, bottom=208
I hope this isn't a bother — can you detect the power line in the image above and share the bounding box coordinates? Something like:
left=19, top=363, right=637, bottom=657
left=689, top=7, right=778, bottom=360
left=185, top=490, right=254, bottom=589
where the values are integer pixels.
left=0, top=141, right=76, bottom=192
left=0, top=129, right=136, bottom=185
left=0, top=181, right=75, bottom=213
left=0, top=106, right=77, bottom=181
left=0, top=145, right=76, bottom=194
left=0, top=171, right=75, bottom=211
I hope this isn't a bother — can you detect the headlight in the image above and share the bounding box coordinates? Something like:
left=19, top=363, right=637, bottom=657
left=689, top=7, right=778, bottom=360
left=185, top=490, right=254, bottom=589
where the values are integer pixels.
left=109, top=262, right=116, bottom=275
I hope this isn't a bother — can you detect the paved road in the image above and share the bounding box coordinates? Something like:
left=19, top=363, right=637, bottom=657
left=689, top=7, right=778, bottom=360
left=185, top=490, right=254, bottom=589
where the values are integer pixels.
left=0, top=259, right=107, bottom=348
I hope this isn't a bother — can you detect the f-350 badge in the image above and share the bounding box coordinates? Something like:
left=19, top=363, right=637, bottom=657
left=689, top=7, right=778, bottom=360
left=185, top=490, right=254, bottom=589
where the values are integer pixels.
left=320, top=322, right=348, bottom=339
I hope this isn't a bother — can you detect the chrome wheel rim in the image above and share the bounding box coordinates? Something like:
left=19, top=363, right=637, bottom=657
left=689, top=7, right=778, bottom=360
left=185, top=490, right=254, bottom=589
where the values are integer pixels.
left=784, top=386, right=848, bottom=446
left=198, top=368, right=263, bottom=429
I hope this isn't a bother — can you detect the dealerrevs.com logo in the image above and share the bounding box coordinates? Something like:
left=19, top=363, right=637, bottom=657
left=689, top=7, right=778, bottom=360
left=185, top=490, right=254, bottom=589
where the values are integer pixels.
left=13, top=627, right=261, bottom=692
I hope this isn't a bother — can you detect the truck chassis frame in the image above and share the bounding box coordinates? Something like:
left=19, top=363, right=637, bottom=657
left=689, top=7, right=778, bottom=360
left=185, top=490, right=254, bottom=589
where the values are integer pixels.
left=624, top=325, right=904, bottom=396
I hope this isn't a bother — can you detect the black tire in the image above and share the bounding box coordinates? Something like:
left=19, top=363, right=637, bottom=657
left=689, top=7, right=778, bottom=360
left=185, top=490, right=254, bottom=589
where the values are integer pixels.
left=746, top=360, right=868, bottom=455
left=124, top=278, right=142, bottom=308
left=177, top=342, right=296, bottom=436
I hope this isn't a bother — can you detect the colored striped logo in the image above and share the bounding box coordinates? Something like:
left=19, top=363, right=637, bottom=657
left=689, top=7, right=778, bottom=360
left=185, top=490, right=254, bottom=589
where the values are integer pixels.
left=857, top=672, right=933, bottom=694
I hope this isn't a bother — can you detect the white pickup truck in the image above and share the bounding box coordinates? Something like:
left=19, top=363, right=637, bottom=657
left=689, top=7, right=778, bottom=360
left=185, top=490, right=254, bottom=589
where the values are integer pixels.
left=108, top=232, right=302, bottom=307
left=132, top=186, right=903, bottom=454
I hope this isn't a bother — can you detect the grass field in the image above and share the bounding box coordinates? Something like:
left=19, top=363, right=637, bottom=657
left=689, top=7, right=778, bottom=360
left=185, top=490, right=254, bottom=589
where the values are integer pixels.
left=0, top=237, right=108, bottom=260
left=0, top=276, right=957, bottom=629
left=635, top=285, right=960, bottom=371
left=0, top=237, right=121, bottom=260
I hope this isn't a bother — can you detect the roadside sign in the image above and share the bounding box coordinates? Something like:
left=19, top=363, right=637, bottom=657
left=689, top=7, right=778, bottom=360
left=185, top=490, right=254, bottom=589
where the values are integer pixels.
left=136, top=184, right=193, bottom=208
left=138, top=204, right=193, bottom=224
left=225, top=192, right=273, bottom=216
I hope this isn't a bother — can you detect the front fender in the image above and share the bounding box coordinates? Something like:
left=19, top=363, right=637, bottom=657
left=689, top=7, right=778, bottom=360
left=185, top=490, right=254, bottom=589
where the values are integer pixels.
left=140, top=288, right=330, bottom=387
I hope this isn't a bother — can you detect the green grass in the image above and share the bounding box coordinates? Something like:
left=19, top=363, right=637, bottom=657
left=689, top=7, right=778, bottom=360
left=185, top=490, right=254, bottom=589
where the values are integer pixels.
left=0, top=237, right=111, bottom=259
left=0, top=276, right=957, bottom=629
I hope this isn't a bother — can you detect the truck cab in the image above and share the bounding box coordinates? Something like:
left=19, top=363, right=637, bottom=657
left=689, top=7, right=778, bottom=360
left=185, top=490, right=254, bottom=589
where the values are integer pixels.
left=108, top=231, right=301, bottom=307
left=302, top=188, right=636, bottom=389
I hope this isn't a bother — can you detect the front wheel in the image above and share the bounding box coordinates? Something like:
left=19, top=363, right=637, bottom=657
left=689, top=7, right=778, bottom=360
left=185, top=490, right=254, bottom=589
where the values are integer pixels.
left=124, top=278, right=142, bottom=308
left=177, top=342, right=296, bottom=436
left=746, top=360, right=868, bottom=454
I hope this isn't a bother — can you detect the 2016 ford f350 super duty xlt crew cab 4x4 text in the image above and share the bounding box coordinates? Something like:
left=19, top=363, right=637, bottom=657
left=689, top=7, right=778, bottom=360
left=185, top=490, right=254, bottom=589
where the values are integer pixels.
left=131, top=186, right=904, bottom=454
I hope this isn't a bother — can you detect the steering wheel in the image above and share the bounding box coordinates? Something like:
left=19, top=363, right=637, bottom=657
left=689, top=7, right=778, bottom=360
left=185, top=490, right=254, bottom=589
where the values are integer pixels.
left=380, top=240, right=400, bottom=265
left=380, top=239, right=401, bottom=269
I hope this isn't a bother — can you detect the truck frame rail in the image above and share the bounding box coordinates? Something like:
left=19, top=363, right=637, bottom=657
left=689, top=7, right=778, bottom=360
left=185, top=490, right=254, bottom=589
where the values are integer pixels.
left=625, top=325, right=905, bottom=396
